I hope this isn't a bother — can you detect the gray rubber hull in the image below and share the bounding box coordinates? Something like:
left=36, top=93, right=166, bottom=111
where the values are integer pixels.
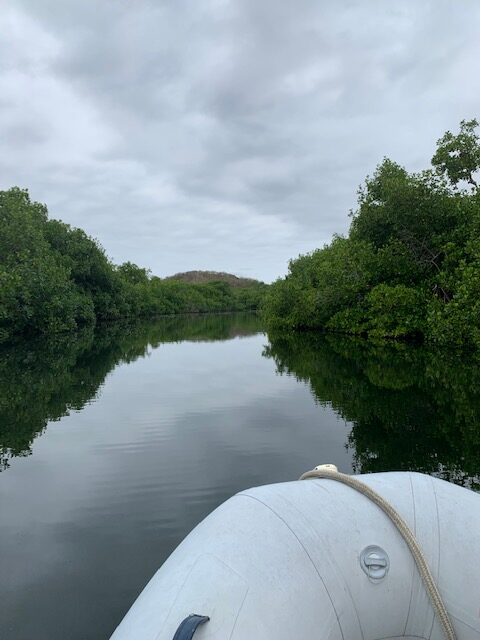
left=110, top=472, right=480, bottom=640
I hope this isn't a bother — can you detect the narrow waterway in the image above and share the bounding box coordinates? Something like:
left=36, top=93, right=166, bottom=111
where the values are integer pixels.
left=1, top=313, right=478, bottom=639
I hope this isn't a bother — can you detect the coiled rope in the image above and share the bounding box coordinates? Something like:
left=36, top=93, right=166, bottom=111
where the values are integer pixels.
left=299, top=465, right=456, bottom=640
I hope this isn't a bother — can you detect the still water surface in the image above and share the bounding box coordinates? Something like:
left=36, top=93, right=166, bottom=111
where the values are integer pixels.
left=1, top=313, right=479, bottom=639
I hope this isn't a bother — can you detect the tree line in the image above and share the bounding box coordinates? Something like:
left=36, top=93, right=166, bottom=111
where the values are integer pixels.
left=0, top=187, right=267, bottom=343
left=263, top=119, right=480, bottom=348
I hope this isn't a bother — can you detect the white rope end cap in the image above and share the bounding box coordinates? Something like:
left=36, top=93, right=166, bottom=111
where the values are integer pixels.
left=313, top=463, right=338, bottom=472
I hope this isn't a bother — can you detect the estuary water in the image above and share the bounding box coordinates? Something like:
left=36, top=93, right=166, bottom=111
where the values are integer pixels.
left=1, top=313, right=479, bottom=640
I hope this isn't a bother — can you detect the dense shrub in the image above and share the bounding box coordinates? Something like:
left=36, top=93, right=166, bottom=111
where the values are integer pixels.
left=0, top=188, right=267, bottom=343
left=264, top=119, right=480, bottom=347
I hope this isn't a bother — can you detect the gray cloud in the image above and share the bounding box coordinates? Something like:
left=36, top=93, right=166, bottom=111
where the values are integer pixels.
left=1, top=1, right=480, bottom=281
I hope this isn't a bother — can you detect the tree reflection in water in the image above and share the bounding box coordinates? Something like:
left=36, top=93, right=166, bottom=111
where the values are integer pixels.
left=264, top=332, right=480, bottom=489
left=0, top=313, right=262, bottom=471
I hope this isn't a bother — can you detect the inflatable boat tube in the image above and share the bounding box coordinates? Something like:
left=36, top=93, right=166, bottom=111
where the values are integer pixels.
left=110, top=471, right=480, bottom=640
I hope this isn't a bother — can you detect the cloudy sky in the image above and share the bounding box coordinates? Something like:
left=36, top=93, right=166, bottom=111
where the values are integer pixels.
left=1, top=1, right=479, bottom=282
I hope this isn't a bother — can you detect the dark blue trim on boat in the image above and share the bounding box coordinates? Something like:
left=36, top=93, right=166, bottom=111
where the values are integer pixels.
left=172, top=614, right=210, bottom=640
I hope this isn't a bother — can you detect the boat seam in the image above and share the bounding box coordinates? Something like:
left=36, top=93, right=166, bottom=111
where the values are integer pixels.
left=308, top=481, right=366, bottom=640
left=234, top=493, right=346, bottom=640
left=403, top=473, right=417, bottom=636
left=428, top=477, right=442, bottom=640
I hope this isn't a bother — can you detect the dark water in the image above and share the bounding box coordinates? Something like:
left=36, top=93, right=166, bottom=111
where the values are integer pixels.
left=1, top=313, right=479, bottom=640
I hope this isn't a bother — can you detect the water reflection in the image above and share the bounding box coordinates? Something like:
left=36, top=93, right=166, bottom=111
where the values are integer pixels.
left=2, top=316, right=479, bottom=484
left=1, top=314, right=480, bottom=640
left=0, top=313, right=349, bottom=640
left=265, top=331, right=480, bottom=488
left=0, top=313, right=262, bottom=471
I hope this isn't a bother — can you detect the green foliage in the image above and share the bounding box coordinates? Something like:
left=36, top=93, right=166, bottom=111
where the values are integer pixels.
left=264, top=237, right=376, bottom=329
left=432, top=119, right=480, bottom=189
left=0, top=188, right=88, bottom=340
left=264, top=119, right=480, bottom=346
left=0, top=187, right=267, bottom=343
left=426, top=237, right=480, bottom=348
left=328, top=284, right=426, bottom=338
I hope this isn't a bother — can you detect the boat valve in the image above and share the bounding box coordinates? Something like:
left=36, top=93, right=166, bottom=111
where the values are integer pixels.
left=360, top=545, right=390, bottom=582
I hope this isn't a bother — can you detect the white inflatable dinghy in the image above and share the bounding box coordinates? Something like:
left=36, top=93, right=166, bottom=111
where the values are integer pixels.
left=110, top=468, right=480, bottom=640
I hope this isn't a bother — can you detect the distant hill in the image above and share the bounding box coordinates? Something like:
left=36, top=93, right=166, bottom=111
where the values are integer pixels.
left=164, top=270, right=262, bottom=288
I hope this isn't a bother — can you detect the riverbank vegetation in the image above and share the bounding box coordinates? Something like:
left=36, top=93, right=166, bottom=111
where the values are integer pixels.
left=264, top=119, right=480, bottom=347
left=0, top=187, right=267, bottom=343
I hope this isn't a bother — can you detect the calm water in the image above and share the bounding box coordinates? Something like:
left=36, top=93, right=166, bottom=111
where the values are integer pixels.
left=1, top=313, right=479, bottom=639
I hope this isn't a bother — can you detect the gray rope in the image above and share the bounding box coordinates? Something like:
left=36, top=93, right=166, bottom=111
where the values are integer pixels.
left=299, top=466, right=456, bottom=640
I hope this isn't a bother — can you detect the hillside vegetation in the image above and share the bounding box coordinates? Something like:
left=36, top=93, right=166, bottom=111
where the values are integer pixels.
left=264, top=119, right=480, bottom=348
left=165, top=270, right=260, bottom=288
left=0, top=189, right=267, bottom=344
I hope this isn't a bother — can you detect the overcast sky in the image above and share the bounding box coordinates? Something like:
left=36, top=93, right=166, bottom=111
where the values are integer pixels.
left=1, top=1, right=479, bottom=282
